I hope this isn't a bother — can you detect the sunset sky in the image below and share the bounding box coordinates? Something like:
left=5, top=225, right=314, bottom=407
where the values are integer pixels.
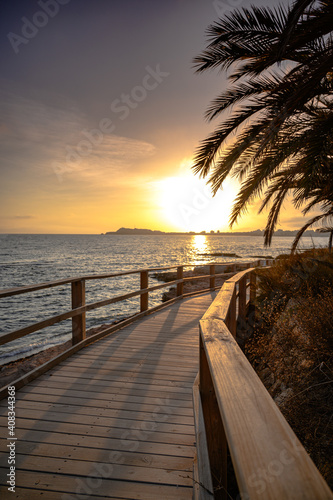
left=0, top=0, right=309, bottom=234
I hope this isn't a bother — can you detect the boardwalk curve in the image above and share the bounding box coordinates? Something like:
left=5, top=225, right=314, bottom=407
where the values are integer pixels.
left=0, top=292, right=215, bottom=499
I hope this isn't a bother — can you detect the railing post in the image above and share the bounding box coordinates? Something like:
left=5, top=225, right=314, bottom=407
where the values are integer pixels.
left=238, top=276, right=247, bottom=323
left=177, top=266, right=183, bottom=296
left=199, top=333, right=227, bottom=499
left=140, top=270, right=148, bottom=312
left=210, top=264, right=215, bottom=290
left=250, top=271, right=257, bottom=306
left=226, top=288, right=236, bottom=337
left=71, top=279, right=86, bottom=345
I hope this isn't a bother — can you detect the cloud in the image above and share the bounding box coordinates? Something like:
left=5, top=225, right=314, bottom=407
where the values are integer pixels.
left=0, top=80, right=156, bottom=191
left=55, top=134, right=156, bottom=183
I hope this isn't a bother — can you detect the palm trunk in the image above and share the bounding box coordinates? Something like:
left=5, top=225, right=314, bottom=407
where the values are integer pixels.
left=329, top=231, right=333, bottom=254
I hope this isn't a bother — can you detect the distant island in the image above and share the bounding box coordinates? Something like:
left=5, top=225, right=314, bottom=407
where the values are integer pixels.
left=102, top=227, right=323, bottom=237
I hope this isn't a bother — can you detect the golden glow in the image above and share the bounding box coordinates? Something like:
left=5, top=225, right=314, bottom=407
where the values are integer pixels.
left=192, top=234, right=208, bottom=253
left=155, top=171, right=238, bottom=232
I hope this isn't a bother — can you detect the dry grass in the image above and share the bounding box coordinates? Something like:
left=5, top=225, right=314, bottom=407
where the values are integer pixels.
left=245, top=249, right=333, bottom=488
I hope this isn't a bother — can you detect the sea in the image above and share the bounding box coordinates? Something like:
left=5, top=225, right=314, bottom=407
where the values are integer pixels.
left=0, top=233, right=329, bottom=366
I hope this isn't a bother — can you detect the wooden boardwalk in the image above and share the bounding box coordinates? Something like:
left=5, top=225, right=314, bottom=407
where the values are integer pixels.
left=0, top=292, right=215, bottom=499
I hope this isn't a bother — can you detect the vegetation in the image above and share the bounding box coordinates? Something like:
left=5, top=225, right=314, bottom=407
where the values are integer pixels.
left=193, top=0, right=333, bottom=247
left=245, top=249, right=333, bottom=487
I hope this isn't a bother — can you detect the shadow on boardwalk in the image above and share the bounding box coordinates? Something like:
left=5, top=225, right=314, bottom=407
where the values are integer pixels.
left=0, top=292, right=216, bottom=500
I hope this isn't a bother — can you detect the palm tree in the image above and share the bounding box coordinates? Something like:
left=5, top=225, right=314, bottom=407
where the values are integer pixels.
left=193, top=0, right=333, bottom=245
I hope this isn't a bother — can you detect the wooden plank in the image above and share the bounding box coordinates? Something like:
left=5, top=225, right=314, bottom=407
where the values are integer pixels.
left=58, top=355, right=198, bottom=372
left=89, top=337, right=198, bottom=348
left=192, top=373, right=214, bottom=499
left=81, top=348, right=198, bottom=360
left=14, top=385, right=194, bottom=408
left=199, top=333, right=227, bottom=500
left=0, top=469, right=193, bottom=500
left=27, top=368, right=194, bottom=388
left=0, top=454, right=193, bottom=487
left=0, top=399, right=195, bottom=425
left=5, top=440, right=193, bottom=470
left=57, top=358, right=197, bottom=376
left=31, top=372, right=194, bottom=394
left=64, top=348, right=199, bottom=365
left=0, top=416, right=195, bottom=446
left=12, top=391, right=194, bottom=416
left=9, top=428, right=195, bottom=457
left=225, top=268, right=254, bottom=283
left=12, top=364, right=196, bottom=385
left=25, top=378, right=194, bottom=400
left=9, top=407, right=194, bottom=435
left=199, top=319, right=333, bottom=499
left=0, top=488, right=125, bottom=500
left=74, top=352, right=198, bottom=366
left=58, top=356, right=197, bottom=373
left=202, top=282, right=234, bottom=323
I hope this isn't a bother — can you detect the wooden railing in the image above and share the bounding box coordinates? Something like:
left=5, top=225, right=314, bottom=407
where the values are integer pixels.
left=0, top=260, right=268, bottom=397
left=193, top=268, right=333, bottom=499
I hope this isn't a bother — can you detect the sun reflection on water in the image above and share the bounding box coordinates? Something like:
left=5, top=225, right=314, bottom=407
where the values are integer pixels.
left=192, top=234, right=208, bottom=253
left=188, top=235, right=213, bottom=267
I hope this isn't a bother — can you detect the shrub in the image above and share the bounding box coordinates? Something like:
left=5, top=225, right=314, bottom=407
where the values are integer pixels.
left=245, top=249, right=333, bottom=487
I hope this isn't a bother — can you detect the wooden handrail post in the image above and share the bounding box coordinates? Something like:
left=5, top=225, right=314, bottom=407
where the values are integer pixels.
left=210, top=264, right=215, bottom=290
left=71, top=279, right=86, bottom=345
left=177, top=266, right=183, bottom=296
left=140, top=270, right=148, bottom=312
left=226, top=288, right=236, bottom=337
left=238, top=276, right=247, bottom=323
left=250, top=271, right=256, bottom=306
left=199, top=333, right=227, bottom=500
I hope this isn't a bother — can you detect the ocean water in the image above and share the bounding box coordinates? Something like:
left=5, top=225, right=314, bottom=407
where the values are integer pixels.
left=0, top=233, right=328, bottom=365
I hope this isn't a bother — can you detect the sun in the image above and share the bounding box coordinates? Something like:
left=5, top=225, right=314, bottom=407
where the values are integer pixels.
left=155, top=172, right=238, bottom=232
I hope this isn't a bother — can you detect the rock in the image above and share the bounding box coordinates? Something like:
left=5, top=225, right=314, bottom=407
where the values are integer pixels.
left=162, top=287, right=177, bottom=302
left=274, top=388, right=293, bottom=407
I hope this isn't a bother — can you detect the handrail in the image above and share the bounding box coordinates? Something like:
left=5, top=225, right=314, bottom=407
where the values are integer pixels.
left=194, top=268, right=333, bottom=499
left=0, top=260, right=270, bottom=348
left=0, top=259, right=270, bottom=398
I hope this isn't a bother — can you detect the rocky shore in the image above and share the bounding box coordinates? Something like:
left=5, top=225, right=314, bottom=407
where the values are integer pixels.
left=152, top=264, right=238, bottom=301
